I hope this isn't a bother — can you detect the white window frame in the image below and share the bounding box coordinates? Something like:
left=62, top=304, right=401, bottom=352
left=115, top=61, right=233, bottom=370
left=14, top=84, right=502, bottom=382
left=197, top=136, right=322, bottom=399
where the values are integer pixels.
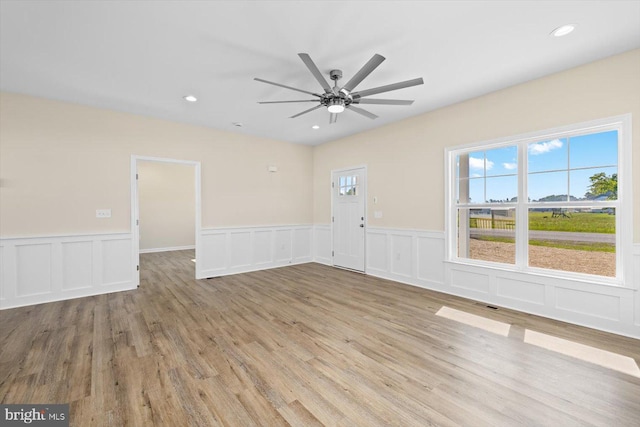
left=444, top=114, right=633, bottom=287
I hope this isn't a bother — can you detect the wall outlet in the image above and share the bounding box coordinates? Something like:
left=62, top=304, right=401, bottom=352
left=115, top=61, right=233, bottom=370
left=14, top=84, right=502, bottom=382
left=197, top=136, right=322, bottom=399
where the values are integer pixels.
left=96, top=209, right=111, bottom=218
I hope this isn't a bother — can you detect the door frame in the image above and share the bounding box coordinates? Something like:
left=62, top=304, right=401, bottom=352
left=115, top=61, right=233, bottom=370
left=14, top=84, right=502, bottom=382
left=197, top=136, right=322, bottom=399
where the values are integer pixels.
left=130, top=155, right=202, bottom=286
left=330, top=165, right=367, bottom=273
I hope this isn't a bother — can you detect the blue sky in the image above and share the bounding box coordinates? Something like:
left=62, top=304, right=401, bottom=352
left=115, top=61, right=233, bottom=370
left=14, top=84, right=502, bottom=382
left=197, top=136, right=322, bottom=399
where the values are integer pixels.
left=459, top=130, right=618, bottom=203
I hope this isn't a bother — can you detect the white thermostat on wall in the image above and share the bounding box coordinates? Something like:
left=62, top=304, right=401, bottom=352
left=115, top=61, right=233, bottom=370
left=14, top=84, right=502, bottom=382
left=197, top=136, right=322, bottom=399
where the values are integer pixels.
left=96, top=209, right=111, bottom=218
left=268, top=165, right=278, bottom=172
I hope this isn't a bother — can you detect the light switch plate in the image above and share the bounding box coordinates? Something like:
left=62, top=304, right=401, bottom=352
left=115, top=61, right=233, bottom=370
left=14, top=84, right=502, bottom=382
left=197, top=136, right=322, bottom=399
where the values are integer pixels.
left=374, top=211, right=383, bottom=219
left=96, top=209, right=111, bottom=218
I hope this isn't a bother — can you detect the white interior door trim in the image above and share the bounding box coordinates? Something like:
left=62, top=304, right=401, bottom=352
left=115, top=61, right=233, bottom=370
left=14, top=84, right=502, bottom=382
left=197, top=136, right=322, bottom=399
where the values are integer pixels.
left=130, top=155, right=202, bottom=285
left=331, top=165, right=367, bottom=273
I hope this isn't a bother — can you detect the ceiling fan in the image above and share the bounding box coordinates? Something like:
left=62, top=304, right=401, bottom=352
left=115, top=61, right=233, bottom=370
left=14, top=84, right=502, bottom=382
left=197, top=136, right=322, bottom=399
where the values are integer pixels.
left=255, top=53, right=424, bottom=124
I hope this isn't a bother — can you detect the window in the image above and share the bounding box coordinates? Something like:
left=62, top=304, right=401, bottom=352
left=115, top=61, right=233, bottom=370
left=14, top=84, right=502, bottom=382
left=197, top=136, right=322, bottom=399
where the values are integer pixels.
left=339, top=175, right=359, bottom=196
left=447, top=115, right=631, bottom=283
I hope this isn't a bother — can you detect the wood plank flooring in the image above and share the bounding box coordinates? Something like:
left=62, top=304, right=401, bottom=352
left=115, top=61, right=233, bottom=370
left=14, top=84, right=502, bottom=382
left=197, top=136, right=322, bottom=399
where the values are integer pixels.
left=1, top=250, right=639, bottom=426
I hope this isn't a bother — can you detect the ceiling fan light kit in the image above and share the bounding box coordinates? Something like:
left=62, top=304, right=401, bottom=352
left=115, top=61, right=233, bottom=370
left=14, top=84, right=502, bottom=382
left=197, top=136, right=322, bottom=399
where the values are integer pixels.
left=255, top=53, right=424, bottom=124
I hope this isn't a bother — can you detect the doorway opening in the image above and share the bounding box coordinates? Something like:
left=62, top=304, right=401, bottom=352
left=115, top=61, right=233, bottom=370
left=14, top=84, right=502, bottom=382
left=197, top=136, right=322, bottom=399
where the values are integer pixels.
left=130, top=156, right=202, bottom=286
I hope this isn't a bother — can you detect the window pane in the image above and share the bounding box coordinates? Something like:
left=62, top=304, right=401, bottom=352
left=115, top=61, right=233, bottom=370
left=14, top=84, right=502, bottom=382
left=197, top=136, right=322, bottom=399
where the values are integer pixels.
left=528, top=138, right=568, bottom=173
left=468, top=178, right=484, bottom=204
left=486, top=146, right=517, bottom=176
left=346, top=176, right=352, bottom=186
left=486, top=175, right=517, bottom=203
left=528, top=208, right=615, bottom=277
left=339, top=176, right=345, bottom=187
left=570, top=130, right=617, bottom=169
left=458, top=208, right=515, bottom=264
left=571, top=167, right=617, bottom=201
left=528, top=171, right=568, bottom=202
left=468, top=151, right=487, bottom=177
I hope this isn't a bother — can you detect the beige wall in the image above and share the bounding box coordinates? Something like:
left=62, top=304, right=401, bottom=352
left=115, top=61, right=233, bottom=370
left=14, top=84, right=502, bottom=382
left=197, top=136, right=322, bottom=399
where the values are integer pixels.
left=138, top=161, right=195, bottom=251
left=313, top=49, right=640, bottom=242
left=0, top=92, right=313, bottom=237
left=1, top=50, right=638, bottom=241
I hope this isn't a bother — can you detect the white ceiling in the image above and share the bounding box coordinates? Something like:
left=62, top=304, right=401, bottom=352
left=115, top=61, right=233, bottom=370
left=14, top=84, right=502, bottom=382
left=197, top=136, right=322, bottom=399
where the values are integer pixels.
left=1, top=1, right=639, bottom=146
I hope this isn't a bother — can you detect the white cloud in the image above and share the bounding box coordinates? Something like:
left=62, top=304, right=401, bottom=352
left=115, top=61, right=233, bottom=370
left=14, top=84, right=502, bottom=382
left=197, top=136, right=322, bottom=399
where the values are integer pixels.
left=503, top=162, right=517, bottom=170
left=529, top=139, right=563, bottom=155
left=469, top=156, right=494, bottom=170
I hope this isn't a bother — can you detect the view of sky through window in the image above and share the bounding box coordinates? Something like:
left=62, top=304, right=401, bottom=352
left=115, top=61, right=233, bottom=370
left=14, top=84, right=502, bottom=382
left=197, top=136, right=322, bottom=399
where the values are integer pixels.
left=458, top=130, right=617, bottom=203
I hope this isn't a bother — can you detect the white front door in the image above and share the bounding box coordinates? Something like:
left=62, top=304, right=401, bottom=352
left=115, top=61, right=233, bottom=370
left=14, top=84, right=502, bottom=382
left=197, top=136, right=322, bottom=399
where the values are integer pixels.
left=332, top=167, right=366, bottom=272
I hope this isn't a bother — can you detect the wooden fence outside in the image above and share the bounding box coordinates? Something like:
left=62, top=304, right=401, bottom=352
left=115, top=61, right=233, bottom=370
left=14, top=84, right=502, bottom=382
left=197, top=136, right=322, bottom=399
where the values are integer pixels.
left=470, top=217, right=515, bottom=230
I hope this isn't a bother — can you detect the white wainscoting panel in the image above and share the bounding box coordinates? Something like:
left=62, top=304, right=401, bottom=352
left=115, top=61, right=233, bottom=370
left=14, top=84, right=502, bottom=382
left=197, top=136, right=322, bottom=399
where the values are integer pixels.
left=555, top=288, right=620, bottom=321
left=102, top=238, right=133, bottom=286
left=450, top=268, right=491, bottom=295
left=366, top=230, right=388, bottom=273
left=391, top=234, right=413, bottom=278
left=0, top=233, right=135, bottom=310
left=199, top=225, right=313, bottom=278
left=365, top=227, right=446, bottom=289
left=313, top=225, right=332, bottom=266
left=275, top=229, right=293, bottom=262
left=496, top=277, right=545, bottom=306
left=253, top=231, right=273, bottom=266
left=356, top=227, right=639, bottom=339
left=62, top=241, right=93, bottom=291
left=444, top=249, right=640, bottom=339
left=201, top=232, right=226, bottom=273
left=293, top=228, right=312, bottom=262
left=16, top=243, right=52, bottom=297
left=230, top=231, right=252, bottom=269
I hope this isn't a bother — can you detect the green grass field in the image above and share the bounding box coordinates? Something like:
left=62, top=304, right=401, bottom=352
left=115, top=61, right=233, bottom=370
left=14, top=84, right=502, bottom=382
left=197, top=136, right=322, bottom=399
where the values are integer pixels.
left=472, top=235, right=615, bottom=253
left=469, top=211, right=616, bottom=252
left=528, top=211, right=615, bottom=234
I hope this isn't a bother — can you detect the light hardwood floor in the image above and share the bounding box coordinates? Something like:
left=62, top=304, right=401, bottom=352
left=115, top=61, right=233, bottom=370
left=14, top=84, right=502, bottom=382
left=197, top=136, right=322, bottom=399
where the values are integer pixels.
left=1, top=250, right=639, bottom=426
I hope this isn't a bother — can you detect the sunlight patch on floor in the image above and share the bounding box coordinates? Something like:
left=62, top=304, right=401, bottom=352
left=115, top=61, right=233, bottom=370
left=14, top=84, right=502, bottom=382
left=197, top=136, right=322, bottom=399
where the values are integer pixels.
left=435, top=306, right=511, bottom=336
left=524, top=329, right=640, bottom=378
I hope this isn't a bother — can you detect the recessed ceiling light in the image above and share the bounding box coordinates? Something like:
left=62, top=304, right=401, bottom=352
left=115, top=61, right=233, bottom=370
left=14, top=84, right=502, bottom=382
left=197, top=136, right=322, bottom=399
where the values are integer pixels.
left=312, top=125, right=320, bottom=130
left=551, top=24, right=576, bottom=37
left=183, top=95, right=198, bottom=102
left=232, top=122, right=243, bottom=127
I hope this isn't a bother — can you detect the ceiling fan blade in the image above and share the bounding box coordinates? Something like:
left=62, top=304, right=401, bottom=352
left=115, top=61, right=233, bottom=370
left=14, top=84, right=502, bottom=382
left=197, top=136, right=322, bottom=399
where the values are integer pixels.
left=329, top=113, right=338, bottom=124
left=352, top=77, right=424, bottom=98
left=346, top=105, right=378, bottom=120
left=341, top=54, right=385, bottom=93
left=290, top=104, right=324, bottom=119
left=352, top=99, right=414, bottom=105
left=254, top=78, right=320, bottom=97
left=258, top=100, right=318, bottom=104
left=298, top=53, right=333, bottom=94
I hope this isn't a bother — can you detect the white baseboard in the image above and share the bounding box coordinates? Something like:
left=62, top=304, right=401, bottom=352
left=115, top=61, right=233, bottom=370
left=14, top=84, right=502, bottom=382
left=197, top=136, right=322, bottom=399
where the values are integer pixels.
left=0, top=232, right=135, bottom=310
left=139, top=245, right=195, bottom=254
